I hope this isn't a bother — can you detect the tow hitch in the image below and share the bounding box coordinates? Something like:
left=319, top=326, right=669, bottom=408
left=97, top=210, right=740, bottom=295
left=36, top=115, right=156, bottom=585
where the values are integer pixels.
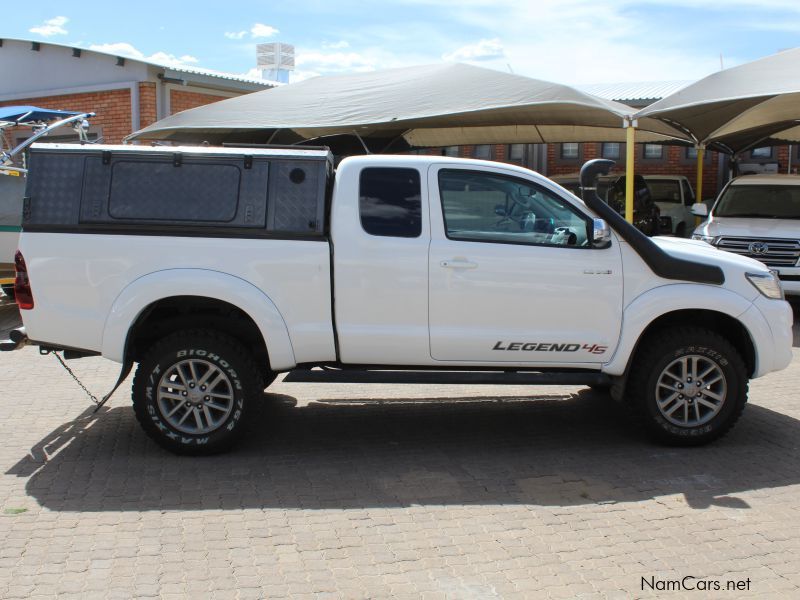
left=0, top=327, right=28, bottom=352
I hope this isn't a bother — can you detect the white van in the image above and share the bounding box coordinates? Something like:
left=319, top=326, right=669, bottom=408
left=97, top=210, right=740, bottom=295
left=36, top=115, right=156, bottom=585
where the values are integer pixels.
left=692, top=174, right=800, bottom=295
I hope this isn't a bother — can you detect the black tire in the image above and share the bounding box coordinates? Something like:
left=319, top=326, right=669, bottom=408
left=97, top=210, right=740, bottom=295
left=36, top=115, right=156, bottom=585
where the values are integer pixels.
left=132, top=329, right=260, bottom=455
left=1, top=284, right=14, bottom=301
left=675, top=222, right=686, bottom=238
left=626, top=327, right=748, bottom=446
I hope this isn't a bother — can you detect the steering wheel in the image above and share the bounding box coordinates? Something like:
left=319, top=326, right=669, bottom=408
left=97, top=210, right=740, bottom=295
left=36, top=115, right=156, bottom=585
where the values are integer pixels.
left=510, top=191, right=536, bottom=211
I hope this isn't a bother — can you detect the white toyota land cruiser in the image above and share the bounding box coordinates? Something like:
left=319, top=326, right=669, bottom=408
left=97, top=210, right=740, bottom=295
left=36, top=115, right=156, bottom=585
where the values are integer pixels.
left=4, top=144, right=793, bottom=454
left=692, top=174, right=800, bottom=296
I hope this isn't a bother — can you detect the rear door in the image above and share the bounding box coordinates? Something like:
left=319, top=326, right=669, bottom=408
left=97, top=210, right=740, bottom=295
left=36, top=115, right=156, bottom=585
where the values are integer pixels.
left=331, top=162, right=431, bottom=365
left=428, top=165, right=624, bottom=365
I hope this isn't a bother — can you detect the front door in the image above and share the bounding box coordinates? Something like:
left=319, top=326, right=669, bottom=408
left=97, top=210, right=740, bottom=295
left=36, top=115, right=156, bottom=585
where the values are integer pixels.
left=428, top=165, right=623, bottom=365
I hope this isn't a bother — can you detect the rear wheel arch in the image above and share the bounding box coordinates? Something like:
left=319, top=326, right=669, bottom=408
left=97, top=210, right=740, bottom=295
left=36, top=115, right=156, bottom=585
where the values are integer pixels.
left=100, top=269, right=296, bottom=371
left=126, top=296, right=276, bottom=387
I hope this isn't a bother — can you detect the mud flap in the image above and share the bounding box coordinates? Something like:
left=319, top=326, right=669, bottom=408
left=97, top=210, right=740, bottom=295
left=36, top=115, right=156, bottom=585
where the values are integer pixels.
left=93, top=360, right=134, bottom=413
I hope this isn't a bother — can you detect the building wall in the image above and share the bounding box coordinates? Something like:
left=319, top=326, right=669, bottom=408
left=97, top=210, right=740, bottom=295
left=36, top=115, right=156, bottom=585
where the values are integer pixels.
left=138, top=82, right=158, bottom=129
left=0, top=39, right=150, bottom=99
left=170, top=89, right=233, bottom=114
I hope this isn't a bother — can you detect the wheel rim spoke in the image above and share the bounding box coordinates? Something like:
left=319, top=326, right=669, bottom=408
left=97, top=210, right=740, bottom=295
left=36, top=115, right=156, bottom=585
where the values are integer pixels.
left=164, top=401, right=185, bottom=418
left=701, top=388, right=724, bottom=402
left=654, top=354, right=727, bottom=428
left=176, top=406, right=193, bottom=426
left=664, top=398, right=684, bottom=417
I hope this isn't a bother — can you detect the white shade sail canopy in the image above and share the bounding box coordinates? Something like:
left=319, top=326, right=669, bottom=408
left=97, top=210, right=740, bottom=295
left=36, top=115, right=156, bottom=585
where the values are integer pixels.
left=637, top=48, right=800, bottom=153
left=128, top=63, right=689, bottom=150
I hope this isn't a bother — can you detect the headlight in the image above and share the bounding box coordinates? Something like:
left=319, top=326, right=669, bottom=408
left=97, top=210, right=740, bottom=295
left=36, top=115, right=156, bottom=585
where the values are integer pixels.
left=691, top=234, right=716, bottom=244
left=746, top=272, right=784, bottom=300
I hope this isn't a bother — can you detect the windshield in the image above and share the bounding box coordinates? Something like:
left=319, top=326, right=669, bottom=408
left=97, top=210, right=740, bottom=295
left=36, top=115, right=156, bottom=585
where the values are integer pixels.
left=648, top=179, right=681, bottom=203
left=714, top=184, right=800, bottom=219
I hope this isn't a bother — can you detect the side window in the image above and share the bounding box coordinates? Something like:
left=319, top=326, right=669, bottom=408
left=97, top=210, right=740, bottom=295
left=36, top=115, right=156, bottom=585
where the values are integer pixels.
left=359, top=167, right=421, bottom=238
left=438, top=169, right=591, bottom=248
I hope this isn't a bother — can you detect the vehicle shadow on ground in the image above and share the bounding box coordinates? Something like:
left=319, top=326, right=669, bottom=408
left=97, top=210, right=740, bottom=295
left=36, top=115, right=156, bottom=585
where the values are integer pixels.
left=7, top=390, right=800, bottom=512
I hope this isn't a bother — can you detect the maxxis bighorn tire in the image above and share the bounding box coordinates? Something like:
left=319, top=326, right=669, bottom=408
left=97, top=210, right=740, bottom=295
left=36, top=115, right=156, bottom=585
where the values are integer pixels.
left=132, top=329, right=260, bottom=455
left=626, top=326, right=748, bottom=446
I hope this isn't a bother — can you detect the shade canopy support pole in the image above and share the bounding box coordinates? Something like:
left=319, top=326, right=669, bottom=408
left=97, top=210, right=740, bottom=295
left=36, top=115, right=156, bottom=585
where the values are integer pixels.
left=695, top=143, right=706, bottom=226
left=624, top=117, right=637, bottom=223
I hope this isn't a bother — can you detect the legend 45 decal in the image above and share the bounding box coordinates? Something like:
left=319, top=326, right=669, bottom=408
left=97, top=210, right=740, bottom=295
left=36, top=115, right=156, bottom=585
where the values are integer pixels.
left=492, top=342, right=608, bottom=354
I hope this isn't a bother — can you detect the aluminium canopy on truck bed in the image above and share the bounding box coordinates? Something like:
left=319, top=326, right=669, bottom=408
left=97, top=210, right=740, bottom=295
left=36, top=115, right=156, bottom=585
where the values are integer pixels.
left=24, top=144, right=333, bottom=237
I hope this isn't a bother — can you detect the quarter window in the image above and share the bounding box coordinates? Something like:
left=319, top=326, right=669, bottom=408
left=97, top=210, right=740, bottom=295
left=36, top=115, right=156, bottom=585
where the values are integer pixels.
left=359, top=168, right=422, bottom=238
left=438, top=169, right=590, bottom=248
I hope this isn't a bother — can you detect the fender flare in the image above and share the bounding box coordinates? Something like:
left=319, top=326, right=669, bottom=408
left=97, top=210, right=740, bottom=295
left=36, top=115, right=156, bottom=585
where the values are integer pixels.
left=101, top=269, right=296, bottom=370
left=603, top=284, right=755, bottom=376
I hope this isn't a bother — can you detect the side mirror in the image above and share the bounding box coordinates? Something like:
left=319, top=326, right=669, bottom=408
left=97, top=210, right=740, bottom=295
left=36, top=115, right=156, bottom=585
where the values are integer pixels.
left=691, top=203, right=708, bottom=217
left=494, top=204, right=507, bottom=217
left=592, top=218, right=612, bottom=248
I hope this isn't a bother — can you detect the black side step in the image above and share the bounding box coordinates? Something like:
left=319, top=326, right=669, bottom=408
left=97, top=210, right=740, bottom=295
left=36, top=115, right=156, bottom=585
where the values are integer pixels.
left=283, top=369, right=609, bottom=386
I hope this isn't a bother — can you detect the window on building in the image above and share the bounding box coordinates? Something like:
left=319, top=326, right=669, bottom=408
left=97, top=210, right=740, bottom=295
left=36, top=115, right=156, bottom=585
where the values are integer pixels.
left=442, top=146, right=459, bottom=157
left=438, top=169, right=590, bottom=248
left=508, top=144, right=525, bottom=162
left=643, top=144, right=663, bottom=159
left=560, top=143, right=580, bottom=159
left=686, top=147, right=698, bottom=159
left=751, top=146, right=773, bottom=159
left=601, top=143, right=620, bottom=159
left=473, top=145, right=491, bottom=159
left=359, top=168, right=422, bottom=238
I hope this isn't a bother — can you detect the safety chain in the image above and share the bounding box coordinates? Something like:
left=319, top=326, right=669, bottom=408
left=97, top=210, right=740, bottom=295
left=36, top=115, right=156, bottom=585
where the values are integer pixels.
left=50, top=350, right=101, bottom=405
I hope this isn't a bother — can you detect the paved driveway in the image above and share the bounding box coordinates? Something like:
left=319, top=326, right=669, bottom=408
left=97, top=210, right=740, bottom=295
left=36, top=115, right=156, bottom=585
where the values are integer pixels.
left=1, top=296, right=799, bottom=599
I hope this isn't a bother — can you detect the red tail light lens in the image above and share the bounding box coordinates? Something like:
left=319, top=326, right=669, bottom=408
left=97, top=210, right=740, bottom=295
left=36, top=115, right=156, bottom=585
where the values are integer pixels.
left=14, top=250, right=34, bottom=310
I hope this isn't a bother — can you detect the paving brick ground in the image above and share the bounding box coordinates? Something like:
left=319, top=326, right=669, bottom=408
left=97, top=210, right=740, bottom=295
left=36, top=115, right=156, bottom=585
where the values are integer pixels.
left=0, top=294, right=799, bottom=599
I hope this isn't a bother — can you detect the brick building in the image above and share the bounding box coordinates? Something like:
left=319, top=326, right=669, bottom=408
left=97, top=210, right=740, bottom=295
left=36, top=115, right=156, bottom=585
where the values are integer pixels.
left=0, top=38, right=274, bottom=146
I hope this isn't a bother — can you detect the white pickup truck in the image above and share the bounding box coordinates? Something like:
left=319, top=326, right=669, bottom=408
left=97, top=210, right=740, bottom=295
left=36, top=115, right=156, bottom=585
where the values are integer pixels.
left=6, top=144, right=793, bottom=454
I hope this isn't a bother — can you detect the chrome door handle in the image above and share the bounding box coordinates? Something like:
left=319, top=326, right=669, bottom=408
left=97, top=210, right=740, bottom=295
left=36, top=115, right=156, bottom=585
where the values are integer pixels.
left=440, top=259, right=478, bottom=269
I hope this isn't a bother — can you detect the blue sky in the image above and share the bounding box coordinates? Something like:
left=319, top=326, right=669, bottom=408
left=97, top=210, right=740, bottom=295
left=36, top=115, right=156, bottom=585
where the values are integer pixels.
left=7, top=0, right=800, bottom=85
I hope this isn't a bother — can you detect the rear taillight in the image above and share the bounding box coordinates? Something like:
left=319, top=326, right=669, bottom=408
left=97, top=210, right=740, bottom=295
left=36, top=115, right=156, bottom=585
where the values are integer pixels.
left=14, top=251, right=34, bottom=310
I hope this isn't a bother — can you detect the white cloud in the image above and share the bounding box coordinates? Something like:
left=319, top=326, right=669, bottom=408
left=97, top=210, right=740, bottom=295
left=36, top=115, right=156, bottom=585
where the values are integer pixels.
left=250, top=23, right=279, bottom=38
left=29, top=16, right=68, bottom=37
left=442, top=38, right=504, bottom=62
left=324, top=40, right=350, bottom=50
left=224, top=30, right=247, bottom=40
left=88, top=42, right=199, bottom=67
left=295, top=50, right=380, bottom=72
